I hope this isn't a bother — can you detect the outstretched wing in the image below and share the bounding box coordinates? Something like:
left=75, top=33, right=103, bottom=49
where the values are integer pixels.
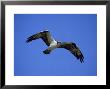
left=59, top=42, right=84, bottom=63
left=26, top=31, right=54, bottom=46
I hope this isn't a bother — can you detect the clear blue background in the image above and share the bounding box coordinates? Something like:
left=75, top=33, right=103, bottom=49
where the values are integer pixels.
left=14, top=14, right=97, bottom=76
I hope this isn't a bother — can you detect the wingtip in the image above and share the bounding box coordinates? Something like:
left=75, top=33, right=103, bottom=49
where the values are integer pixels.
left=26, top=40, right=30, bottom=43
left=26, top=38, right=32, bottom=43
left=81, top=60, right=84, bottom=63
left=80, top=57, right=84, bottom=63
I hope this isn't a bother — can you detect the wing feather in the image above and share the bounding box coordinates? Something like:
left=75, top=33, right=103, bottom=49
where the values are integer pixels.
left=26, top=31, right=54, bottom=46
left=41, top=31, right=54, bottom=46
left=59, top=42, right=84, bottom=63
left=26, top=32, right=42, bottom=42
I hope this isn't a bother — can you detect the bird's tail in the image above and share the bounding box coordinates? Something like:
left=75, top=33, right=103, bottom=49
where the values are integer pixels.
left=43, top=49, right=51, bottom=54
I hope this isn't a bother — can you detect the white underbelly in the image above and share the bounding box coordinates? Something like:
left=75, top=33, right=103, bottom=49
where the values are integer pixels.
left=50, top=40, right=57, bottom=47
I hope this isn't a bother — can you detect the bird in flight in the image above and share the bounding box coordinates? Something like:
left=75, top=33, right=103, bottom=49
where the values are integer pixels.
left=26, top=30, right=84, bottom=63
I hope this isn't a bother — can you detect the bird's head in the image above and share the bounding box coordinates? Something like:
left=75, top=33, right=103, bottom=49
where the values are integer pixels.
left=44, top=28, right=48, bottom=31
left=57, top=41, right=62, bottom=44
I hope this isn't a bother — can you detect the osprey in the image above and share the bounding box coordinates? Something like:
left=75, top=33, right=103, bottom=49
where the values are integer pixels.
left=26, top=30, right=84, bottom=63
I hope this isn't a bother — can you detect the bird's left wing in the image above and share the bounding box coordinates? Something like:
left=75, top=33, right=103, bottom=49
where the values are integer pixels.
left=26, top=32, right=42, bottom=43
left=26, top=31, right=54, bottom=46
left=59, top=42, right=84, bottom=63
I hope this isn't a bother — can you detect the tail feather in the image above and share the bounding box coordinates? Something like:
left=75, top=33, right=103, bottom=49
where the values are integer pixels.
left=43, top=49, right=51, bottom=54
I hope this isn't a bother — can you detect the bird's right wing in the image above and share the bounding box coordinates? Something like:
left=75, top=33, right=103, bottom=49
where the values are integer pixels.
left=59, top=42, right=84, bottom=63
left=26, top=31, right=54, bottom=46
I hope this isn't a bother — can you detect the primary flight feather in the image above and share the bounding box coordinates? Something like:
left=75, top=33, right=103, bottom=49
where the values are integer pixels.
left=26, top=30, right=84, bottom=63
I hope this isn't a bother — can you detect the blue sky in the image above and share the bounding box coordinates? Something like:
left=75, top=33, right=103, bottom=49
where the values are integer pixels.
left=14, top=14, right=97, bottom=76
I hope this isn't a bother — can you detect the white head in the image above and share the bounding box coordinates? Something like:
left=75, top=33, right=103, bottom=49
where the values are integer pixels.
left=44, top=28, right=48, bottom=31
